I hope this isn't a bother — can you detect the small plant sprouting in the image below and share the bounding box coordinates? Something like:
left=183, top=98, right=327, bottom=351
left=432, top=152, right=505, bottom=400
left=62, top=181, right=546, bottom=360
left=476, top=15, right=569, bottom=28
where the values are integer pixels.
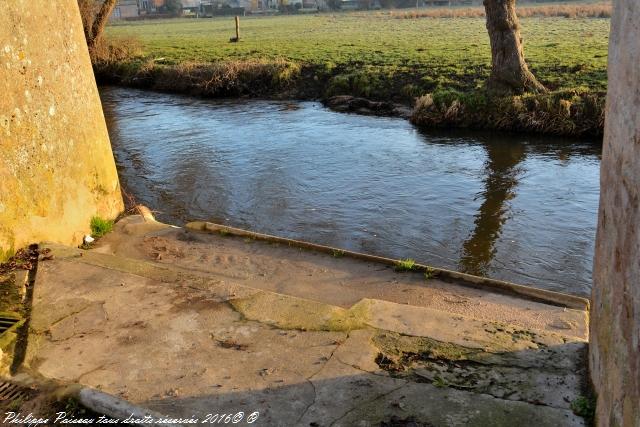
left=571, top=396, right=595, bottom=424
left=64, top=396, right=87, bottom=417
left=395, top=258, right=416, bottom=272
left=90, top=216, right=113, bottom=238
left=432, top=376, right=448, bottom=388
left=218, top=229, right=230, bottom=237
left=7, top=397, right=24, bottom=412
left=332, top=249, right=345, bottom=258
left=424, top=266, right=437, bottom=280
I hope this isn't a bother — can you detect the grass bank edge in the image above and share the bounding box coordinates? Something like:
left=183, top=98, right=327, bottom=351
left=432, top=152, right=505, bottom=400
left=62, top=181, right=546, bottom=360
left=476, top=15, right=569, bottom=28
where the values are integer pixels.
left=95, top=54, right=605, bottom=137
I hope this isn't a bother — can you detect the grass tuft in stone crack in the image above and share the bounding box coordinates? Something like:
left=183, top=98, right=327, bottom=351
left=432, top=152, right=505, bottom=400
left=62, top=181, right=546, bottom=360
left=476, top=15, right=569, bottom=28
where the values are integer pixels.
left=395, top=258, right=416, bottom=272
left=90, top=216, right=114, bottom=238
left=424, top=266, right=437, bottom=280
left=332, top=249, right=345, bottom=258
left=432, top=376, right=448, bottom=388
left=571, top=395, right=596, bottom=425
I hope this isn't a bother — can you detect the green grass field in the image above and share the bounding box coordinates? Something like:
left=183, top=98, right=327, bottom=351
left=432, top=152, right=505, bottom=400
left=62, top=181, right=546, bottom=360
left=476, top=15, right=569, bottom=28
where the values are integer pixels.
left=106, top=12, right=609, bottom=96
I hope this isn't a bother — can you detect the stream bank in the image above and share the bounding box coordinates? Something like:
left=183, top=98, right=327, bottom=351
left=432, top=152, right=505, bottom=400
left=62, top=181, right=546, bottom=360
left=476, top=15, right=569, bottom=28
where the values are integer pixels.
left=94, top=59, right=604, bottom=137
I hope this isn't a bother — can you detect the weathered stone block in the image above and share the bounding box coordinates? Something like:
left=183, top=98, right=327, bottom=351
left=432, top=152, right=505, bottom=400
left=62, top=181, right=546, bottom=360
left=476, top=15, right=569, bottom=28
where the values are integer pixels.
left=0, top=0, right=124, bottom=258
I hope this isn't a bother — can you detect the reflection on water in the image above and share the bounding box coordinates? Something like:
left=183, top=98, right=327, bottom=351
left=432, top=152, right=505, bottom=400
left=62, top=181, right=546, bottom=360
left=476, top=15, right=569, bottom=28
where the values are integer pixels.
left=460, top=140, right=526, bottom=277
left=100, top=86, right=601, bottom=297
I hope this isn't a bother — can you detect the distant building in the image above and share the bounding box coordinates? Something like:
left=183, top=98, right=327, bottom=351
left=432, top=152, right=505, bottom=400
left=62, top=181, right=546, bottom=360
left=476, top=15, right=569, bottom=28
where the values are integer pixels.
left=299, top=0, right=326, bottom=10
left=181, top=0, right=202, bottom=12
left=339, top=0, right=358, bottom=9
left=139, top=0, right=167, bottom=13
left=111, top=0, right=140, bottom=19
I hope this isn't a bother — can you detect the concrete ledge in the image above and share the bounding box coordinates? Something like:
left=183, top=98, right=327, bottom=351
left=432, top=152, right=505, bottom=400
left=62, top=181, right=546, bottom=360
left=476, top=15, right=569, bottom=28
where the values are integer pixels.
left=6, top=373, right=183, bottom=427
left=186, top=220, right=590, bottom=311
left=77, top=388, right=183, bottom=427
left=135, top=205, right=158, bottom=223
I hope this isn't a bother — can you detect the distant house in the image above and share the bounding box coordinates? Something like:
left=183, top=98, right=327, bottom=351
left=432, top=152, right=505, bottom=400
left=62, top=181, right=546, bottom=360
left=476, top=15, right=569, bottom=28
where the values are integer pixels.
left=111, top=0, right=140, bottom=19
left=228, top=0, right=250, bottom=9
left=200, top=0, right=325, bottom=14
left=421, top=0, right=474, bottom=5
left=181, top=0, right=202, bottom=12
left=339, top=0, right=358, bottom=9
left=200, top=0, right=246, bottom=15
left=301, top=0, right=328, bottom=10
left=139, top=0, right=167, bottom=13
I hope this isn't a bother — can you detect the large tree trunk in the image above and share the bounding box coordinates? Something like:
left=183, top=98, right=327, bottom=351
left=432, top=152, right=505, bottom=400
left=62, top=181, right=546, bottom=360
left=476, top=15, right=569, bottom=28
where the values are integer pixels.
left=77, top=0, right=97, bottom=45
left=483, top=0, right=546, bottom=94
left=82, top=0, right=117, bottom=53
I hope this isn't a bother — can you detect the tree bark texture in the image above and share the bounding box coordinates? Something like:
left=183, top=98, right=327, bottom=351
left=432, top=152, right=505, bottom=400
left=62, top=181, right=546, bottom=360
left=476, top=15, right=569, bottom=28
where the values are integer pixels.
left=483, top=0, right=546, bottom=94
left=79, top=0, right=117, bottom=53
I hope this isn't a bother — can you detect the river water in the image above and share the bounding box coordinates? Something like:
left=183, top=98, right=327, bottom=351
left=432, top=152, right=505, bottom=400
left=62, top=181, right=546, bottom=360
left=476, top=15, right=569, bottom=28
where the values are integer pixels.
left=100, top=86, right=601, bottom=297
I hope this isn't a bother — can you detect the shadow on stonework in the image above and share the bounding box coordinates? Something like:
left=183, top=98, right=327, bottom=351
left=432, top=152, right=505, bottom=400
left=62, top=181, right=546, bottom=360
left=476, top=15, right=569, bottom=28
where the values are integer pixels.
left=137, top=339, right=590, bottom=427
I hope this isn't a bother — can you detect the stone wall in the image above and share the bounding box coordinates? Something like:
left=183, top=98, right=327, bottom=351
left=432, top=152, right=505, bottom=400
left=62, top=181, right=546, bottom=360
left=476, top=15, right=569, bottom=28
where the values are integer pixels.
left=0, top=0, right=124, bottom=259
left=590, top=0, right=640, bottom=425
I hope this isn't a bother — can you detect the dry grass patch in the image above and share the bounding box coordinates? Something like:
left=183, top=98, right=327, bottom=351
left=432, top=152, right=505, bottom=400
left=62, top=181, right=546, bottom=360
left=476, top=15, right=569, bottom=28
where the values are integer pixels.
left=393, top=2, right=611, bottom=19
left=411, top=88, right=605, bottom=136
left=92, top=36, right=143, bottom=63
left=150, top=59, right=301, bottom=96
left=95, top=53, right=301, bottom=98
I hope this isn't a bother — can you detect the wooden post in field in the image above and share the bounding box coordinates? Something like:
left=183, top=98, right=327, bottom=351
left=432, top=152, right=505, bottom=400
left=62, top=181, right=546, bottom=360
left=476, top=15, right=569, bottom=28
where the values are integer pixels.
left=229, top=16, right=240, bottom=42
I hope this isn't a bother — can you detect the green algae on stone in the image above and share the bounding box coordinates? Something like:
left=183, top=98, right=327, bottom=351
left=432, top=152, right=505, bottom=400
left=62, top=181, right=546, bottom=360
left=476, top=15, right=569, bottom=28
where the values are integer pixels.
left=229, top=291, right=369, bottom=332
left=372, top=331, right=481, bottom=368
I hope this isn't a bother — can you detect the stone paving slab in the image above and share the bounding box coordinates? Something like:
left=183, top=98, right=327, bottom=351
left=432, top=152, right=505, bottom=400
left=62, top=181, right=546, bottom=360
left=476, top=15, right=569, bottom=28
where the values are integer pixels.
left=18, top=215, right=589, bottom=426
left=96, top=216, right=588, bottom=340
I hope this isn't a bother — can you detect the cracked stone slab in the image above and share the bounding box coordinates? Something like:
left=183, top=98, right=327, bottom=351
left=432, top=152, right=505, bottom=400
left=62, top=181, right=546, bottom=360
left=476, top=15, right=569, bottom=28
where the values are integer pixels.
left=332, top=329, right=382, bottom=373
left=229, top=291, right=368, bottom=332
left=30, top=259, right=345, bottom=401
left=371, top=331, right=587, bottom=410
left=30, top=297, right=96, bottom=334
left=359, top=298, right=578, bottom=351
left=23, top=234, right=590, bottom=426
left=299, top=355, right=407, bottom=426
left=90, top=215, right=588, bottom=340
left=48, top=301, right=108, bottom=342
left=333, top=381, right=584, bottom=427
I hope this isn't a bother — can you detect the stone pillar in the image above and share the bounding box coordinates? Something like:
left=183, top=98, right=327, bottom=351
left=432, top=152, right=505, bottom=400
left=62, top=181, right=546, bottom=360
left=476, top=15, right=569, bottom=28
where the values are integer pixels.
left=590, top=0, right=640, bottom=425
left=0, top=0, right=124, bottom=258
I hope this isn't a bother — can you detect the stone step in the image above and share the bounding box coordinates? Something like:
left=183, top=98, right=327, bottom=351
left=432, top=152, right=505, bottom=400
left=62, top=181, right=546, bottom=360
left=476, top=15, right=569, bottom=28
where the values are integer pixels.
left=32, top=214, right=591, bottom=425
left=187, top=220, right=590, bottom=312
left=27, top=237, right=588, bottom=426
left=30, top=245, right=585, bottom=425
left=47, top=243, right=583, bottom=349
left=86, top=215, right=589, bottom=341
